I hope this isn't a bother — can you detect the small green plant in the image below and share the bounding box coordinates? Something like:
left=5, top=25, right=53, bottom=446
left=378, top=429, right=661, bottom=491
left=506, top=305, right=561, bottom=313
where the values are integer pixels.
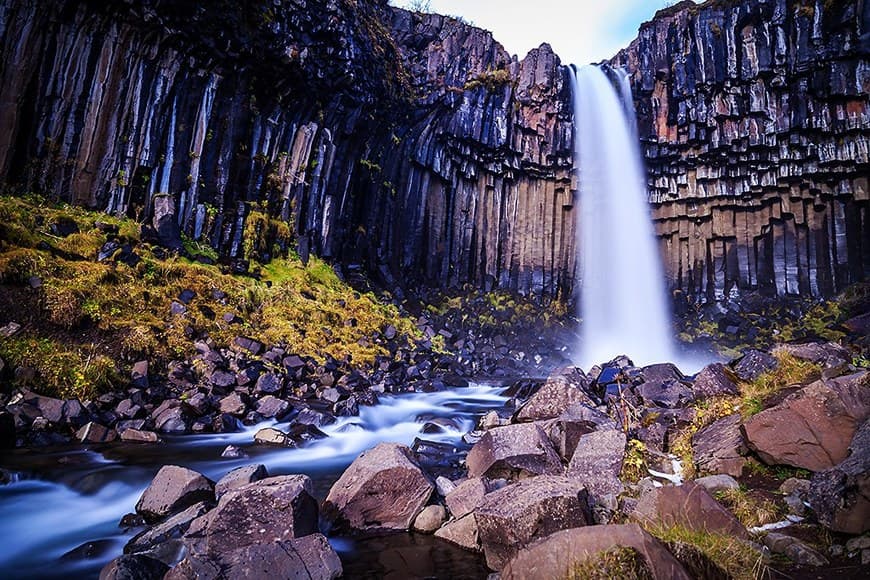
left=714, top=487, right=782, bottom=528
left=621, top=439, right=648, bottom=483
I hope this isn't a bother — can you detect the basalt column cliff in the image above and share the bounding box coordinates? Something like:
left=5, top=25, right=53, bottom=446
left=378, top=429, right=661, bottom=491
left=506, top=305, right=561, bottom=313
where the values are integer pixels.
left=0, top=0, right=574, bottom=297
left=615, top=0, right=869, bottom=302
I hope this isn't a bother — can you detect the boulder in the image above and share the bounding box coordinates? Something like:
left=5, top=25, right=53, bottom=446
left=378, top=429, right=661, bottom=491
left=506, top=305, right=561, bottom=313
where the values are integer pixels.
left=99, top=554, right=169, bottom=580
left=76, top=422, right=117, bottom=443
left=763, top=533, right=828, bottom=567
left=136, top=465, right=214, bottom=523
left=254, top=427, right=287, bottom=446
left=151, top=194, right=183, bottom=251
left=547, top=403, right=618, bottom=459
left=254, top=373, right=283, bottom=395
left=412, top=504, right=446, bottom=533
left=692, top=363, right=740, bottom=399
left=475, top=475, right=591, bottom=570
left=514, top=378, right=595, bottom=422
left=321, top=443, right=433, bottom=534
left=168, top=534, right=341, bottom=580
left=565, top=429, right=626, bottom=504
left=742, top=372, right=870, bottom=471
left=445, top=477, right=496, bottom=519
left=434, top=513, right=480, bottom=551
left=694, top=474, right=740, bottom=495
left=153, top=405, right=189, bottom=434
left=501, top=524, right=691, bottom=580
left=215, top=464, right=269, bottom=500
left=631, top=482, right=748, bottom=539
left=692, top=414, right=747, bottom=477
left=809, top=419, right=870, bottom=534
left=773, top=342, right=851, bottom=369
left=731, top=349, right=778, bottom=382
left=635, top=380, right=694, bottom=409
left=126, top=501, right=210, bottom=555
left=218, top=393, right=247, bottom=416
left=255, top=395, right=290, bottom=419
left=465, top=423, right=562, bottom=480
left=120, top=429, right=160, bottom=443
left=201, top=475, right=318, bottom=556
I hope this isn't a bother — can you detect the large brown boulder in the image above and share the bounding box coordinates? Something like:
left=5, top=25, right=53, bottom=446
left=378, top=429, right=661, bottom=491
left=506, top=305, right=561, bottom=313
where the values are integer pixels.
left=513, top=375, right=595, bottom=422
left=742, top=372, right=870, bottom=471
left=631, top=482, right=748, bottom=539
left=475, top=475, right=591, bottom=570
left=565, top=429, right=626, bottom=505
left=197, top=475, right=317, bottom=557
left=501, top=524, right=691, bottom=580
left=434, top=513, right=480, bottom=551
left=547, top=402, right=618, bottom=460
left=692, top=414, right=747, bottom=477
left=809, top=419, right=870, bottom=534
left=321, top=443, right=433, bottom=534
left=445, top=477, right=498, bottom=519
left=465, top=423, right=562, bottom=480
left=167, top=533, right=341, bottom=580
left=100, top=554, right=169, bottom=580
left=135, top=465, right=214, bottom=523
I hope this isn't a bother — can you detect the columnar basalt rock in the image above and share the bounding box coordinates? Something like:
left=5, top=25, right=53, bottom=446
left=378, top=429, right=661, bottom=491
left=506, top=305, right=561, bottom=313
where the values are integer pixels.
left=0, top=0, right=574, bottom=297
left=613, top=0, right=869, bottom=302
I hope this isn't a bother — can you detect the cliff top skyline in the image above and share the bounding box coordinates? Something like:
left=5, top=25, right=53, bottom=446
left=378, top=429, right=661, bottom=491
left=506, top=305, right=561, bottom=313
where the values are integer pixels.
left=389, top=0, right=693, bottom=64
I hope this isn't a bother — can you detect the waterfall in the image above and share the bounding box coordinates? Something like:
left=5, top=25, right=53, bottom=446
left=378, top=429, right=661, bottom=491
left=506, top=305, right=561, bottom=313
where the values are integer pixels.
left=570, top=64, right=674, bottom=368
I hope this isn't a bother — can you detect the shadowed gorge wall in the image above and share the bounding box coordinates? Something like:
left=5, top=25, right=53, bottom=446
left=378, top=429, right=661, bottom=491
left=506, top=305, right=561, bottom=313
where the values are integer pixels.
left=0, top=0, right=866, bottom=301
left=614, top=0, right=869, bottom=302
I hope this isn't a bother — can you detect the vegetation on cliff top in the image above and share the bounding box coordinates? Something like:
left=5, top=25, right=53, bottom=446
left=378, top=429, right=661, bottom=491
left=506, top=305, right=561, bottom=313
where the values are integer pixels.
left=0, top=194, right=420, bottom=399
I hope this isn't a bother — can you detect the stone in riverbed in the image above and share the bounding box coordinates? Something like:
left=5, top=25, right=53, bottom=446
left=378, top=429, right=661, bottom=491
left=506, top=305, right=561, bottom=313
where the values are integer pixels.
left=126, top=501, right=210, bottom=556
left=475, top=475, right=592, bottom=570
left=412, top=504, right=446, bottom=533
left=501, top=524, right=691, bottom=580
left=254, top=372, right=283, bottom=395
left=321, top=443, right=433, bottom=535
left=120, top=429, right=160, bottom=443
left=465, top=422, right=562, bottom=480
left=200, top=475, right=318, bottom=556
left=99, top=554, right=169, bottom=580
left=547, top=402, right=618, bottom=460
left=255, top=395, right=290, bottom=419
left=214, top=464, right=269, bottom=500
left=445, top=477, right=497, bottom=519
left=254, top=427, right=288, bottom=446
left=136, top=465, right=214, bottom=523
left=434, top=513, right=480, bottom=551
left=742, top=372, right=870, bottom=471
left=76, top=421, right=117, bottom=443
left=218, top=393, right=247, bottom=416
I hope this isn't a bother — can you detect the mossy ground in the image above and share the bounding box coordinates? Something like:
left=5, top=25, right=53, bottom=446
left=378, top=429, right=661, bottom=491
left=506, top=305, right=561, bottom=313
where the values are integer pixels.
left=0, top=194, right=419, bottom=400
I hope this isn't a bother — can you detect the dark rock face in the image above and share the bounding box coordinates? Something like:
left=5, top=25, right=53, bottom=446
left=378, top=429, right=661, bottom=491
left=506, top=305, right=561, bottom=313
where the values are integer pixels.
left=692, top=413, right=747, bottom=477
left=465, top=422, right=563, bottom=480
left=614, top=0, right=869, bottom=302
left=99, top=554, right=169, bottom=580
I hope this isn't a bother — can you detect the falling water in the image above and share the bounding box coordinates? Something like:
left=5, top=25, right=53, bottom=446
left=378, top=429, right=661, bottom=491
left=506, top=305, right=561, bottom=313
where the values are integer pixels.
left=570, top=64, right=674, bottom=368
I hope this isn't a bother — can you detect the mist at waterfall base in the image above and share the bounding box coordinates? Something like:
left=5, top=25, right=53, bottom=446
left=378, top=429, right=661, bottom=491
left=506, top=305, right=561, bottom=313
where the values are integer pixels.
left=0, top=386, right=507, bottom=579
left=570, top=64, right=676, bottom=369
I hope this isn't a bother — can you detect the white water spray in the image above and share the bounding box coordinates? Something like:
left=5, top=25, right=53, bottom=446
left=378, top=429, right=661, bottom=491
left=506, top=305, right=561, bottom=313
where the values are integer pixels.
left=570, top=64, right=674, bottom=368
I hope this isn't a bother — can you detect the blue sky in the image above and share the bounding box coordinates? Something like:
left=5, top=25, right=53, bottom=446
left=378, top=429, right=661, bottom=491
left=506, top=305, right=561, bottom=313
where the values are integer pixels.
left=389, top=0, right=683, bottom=66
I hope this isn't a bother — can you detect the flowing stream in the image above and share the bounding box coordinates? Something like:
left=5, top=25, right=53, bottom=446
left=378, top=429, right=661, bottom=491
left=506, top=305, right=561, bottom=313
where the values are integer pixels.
left=0, top=385, right=508, bottom=579
left=570, top=64, right=675, bottom=368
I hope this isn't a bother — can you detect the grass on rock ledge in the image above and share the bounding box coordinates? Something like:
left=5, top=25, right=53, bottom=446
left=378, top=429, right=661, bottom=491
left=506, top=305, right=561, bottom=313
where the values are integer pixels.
left=0, top=194, right=419, bottom=400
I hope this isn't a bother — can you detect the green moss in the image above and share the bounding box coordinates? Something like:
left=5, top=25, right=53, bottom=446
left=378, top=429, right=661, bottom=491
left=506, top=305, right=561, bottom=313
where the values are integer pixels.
left=740, top=352, right=821, bottom=418
left=0, top=337, right=119, bottom=400
left=463, top=68, right=513, bottom=92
